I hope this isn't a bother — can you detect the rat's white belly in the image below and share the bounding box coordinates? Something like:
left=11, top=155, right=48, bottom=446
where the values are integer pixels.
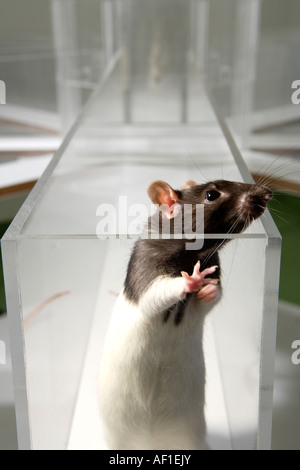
left=98, top=291, right=209, bottom=450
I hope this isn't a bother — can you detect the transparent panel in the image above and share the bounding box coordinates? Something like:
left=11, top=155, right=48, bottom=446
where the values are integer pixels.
left=18, top=238, right=110, bottom=450
left=2, top=0, right=281, bottom=451
left=0, top=0, right=56, bottom=112
left=0, top=0, right=112, bottom=133
left=255, top=0, right=300, bottom=113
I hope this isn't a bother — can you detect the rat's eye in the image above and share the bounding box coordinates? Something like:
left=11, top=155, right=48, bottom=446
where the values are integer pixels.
left=205, top=190, right=221, bottom=202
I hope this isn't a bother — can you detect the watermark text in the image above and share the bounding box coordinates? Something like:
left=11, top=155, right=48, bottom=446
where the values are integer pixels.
left=291, top=340, right=300, bottom=365
left=96, top=197, right=205, bottom=250
left=291, top=80, right=300, bottom=105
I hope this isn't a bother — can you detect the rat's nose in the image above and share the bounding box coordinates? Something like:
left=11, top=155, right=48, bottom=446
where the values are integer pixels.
left=242, top=185, right=272, bottom=219
left=261, top=185, right=272, bottom=197
left=260, top=186, right=273, bottom=204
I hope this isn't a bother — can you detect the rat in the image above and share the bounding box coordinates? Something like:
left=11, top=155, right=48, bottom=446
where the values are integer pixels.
left=98, top=178, right=272, bottom=450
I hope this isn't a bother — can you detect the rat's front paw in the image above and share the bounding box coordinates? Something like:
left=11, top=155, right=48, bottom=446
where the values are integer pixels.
left=197, top=284, right=219, bottom=303
left=181, top=261, right=219, bottom=295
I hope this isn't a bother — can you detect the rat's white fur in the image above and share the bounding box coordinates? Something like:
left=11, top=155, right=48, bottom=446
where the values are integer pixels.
left=98, top=276, right=220, bottom=450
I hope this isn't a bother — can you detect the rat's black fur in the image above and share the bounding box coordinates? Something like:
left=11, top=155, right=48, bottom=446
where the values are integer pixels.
left=124, top=180, right=272, bottom=323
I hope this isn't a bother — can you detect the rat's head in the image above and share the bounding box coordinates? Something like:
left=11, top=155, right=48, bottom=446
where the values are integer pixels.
left=147, top=179, right=272, bottom=238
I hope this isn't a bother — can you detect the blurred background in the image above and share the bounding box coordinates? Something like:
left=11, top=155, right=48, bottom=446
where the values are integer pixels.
left=0, top=0, right=299, bottom=450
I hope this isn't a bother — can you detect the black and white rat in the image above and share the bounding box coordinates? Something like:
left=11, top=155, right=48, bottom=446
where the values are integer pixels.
left=98, top=178, right=272, bottom=450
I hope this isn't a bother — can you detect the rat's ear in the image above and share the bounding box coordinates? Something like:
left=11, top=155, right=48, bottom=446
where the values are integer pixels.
left=181, top=180, right=198, bottom=190
left=147, top=180, right=179, bottom=207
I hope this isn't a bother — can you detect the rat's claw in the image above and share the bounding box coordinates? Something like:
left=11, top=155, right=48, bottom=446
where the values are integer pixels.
left=181, top=271, right=190, bottom=279
left=192, top=261, right=201, bottom=276
left=200, top=265, right=218, bottom=278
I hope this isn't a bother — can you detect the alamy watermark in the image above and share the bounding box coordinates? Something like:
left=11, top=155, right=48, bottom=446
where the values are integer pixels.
left=291, top=340, right=300, bottom=365
left=96, top=197, right=205, bottom=250
left=0, top=80, right=6, bottom=105
left=291, top=80, right=300, bottom=105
